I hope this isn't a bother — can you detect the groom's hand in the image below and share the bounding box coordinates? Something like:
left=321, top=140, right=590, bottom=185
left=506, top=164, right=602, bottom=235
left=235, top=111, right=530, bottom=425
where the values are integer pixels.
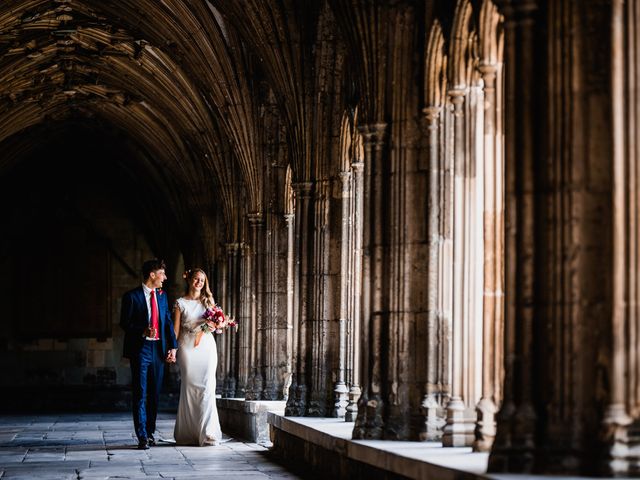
left=143, top=327, right=157, bottom=338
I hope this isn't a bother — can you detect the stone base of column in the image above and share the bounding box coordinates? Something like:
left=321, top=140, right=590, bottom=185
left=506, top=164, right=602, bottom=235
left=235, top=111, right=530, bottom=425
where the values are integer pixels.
left=442, top=397, right=476, bottom=447
left=222, top=377, right=237, bottom=398
left=307, top=392, right=328, bottom=417
left=253, top=372, right=264, bottom=400
left=332, top=382, right=349, bottom=418
left=262, top=380, right=280, bottom=401
left=234, top=381, right=247, bottom=400
left=284, top=379, right=299, bottom=416
left=473, top=397, right=497, bottom=452
left=345, top=385, right=361, bottom=422
left=245, top=372, right=259, bottom=400
left=420, top=393, right=446, bottom=441
left=352, top=392, right=384, bottom=440
left=600, top=403, right=632, bottom=475
left=285, top=381, right=307, bottom=416
left=488, top=401, right=535, bottom=473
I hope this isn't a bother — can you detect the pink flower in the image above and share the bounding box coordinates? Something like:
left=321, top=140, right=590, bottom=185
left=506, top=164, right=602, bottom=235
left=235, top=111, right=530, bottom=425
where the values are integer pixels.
left=194, top=304, right=236, bottom=346
left=200, top=305, right=235, bottom=334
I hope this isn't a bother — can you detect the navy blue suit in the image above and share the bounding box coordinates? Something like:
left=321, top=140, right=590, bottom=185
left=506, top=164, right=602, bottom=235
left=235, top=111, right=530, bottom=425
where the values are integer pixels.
left=120, top=286, right=178, bottom=443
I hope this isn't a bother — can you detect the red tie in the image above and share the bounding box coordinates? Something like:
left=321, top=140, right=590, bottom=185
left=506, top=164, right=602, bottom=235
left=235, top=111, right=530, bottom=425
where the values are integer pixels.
left=150, top=290, right=159, bottom=339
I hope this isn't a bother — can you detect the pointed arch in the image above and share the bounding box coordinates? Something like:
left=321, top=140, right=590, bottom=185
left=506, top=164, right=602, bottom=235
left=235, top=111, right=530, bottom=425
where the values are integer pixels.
left=479, top=0, right=503, bottom=66
left=449, top=0, right=476, bottom=89
left=425, top=20, right=448, bottom=108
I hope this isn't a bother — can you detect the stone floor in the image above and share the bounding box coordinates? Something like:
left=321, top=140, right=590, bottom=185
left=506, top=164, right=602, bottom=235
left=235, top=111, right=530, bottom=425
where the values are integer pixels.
left=0, top=412, right=307, bottom=479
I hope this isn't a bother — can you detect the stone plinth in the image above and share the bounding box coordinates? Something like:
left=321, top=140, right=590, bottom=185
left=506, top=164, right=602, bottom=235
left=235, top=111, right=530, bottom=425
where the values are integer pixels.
left=268, top=412, right=490, bottom=480
left=216, top=398, right=286, bottom=444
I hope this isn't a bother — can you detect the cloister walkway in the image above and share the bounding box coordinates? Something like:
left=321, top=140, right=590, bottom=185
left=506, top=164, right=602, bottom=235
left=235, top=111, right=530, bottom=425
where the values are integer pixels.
left=1, top=412, right=632, bottom=480
left=0, top=413, right=304, bottom=479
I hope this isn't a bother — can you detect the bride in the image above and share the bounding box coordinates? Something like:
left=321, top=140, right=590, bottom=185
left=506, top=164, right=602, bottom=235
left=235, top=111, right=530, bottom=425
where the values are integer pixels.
left=172, top=268, right=222, bottom=446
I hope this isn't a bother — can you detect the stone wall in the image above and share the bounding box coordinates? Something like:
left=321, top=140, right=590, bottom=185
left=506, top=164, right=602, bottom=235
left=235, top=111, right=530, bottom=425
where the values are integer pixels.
left=0, top=152, right=180, bottom=412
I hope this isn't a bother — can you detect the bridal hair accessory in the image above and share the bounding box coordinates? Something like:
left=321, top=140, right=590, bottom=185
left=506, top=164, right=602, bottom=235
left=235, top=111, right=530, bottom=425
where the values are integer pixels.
left=182, top=269, right=192, bottom=280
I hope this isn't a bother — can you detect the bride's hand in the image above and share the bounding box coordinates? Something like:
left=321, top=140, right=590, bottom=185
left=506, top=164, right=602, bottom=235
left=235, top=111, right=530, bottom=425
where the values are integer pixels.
left=166, top=349, right=177, bottom=363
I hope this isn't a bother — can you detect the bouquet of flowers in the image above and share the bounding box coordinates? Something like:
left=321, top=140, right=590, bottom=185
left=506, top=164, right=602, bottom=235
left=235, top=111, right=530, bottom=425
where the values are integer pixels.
left=194, top=304, right=237, bottom=347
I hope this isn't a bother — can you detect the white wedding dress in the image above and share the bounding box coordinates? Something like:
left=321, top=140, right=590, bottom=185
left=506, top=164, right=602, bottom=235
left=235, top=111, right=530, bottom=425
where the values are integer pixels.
left=173, top=297, right=222, bottom=446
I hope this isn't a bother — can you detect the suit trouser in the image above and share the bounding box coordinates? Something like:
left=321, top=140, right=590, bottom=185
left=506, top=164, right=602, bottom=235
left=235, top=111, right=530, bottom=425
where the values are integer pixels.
left=130, top=339, right=164, bottom=441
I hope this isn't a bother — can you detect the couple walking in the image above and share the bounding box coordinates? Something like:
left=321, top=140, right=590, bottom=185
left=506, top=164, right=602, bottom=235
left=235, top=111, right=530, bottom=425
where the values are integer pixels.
left=119, top=259, right=222, bottom=449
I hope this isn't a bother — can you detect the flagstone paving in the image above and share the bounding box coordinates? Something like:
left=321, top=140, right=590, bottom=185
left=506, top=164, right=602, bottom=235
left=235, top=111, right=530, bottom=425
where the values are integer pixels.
left=0, top=412, right=307, bottom=479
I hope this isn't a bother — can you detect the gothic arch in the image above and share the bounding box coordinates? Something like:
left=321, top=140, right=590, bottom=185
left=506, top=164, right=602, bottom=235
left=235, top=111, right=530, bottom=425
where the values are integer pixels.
left=425, top=20, right=448, bottom=109
left=449, top=0, right=476, bottom=90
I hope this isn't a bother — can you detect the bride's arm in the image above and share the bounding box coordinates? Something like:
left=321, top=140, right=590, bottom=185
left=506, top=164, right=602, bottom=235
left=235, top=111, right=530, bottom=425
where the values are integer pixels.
left=173, top=303, right=181, bottom=340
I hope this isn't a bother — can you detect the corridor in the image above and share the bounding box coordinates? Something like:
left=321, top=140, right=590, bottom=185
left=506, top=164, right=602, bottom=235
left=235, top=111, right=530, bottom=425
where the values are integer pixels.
left=0, top=413, right=303, bottom=480
left=1, top=0, right=640, bottom=477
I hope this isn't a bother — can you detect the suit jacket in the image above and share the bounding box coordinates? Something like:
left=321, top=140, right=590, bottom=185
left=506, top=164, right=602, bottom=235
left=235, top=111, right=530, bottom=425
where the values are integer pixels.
left=119, top=286, right=178, bottom=359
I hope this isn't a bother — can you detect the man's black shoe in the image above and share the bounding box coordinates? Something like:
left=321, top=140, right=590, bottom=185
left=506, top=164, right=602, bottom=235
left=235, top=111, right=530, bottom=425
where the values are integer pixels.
left=148, top=434, right=156, bottom=446
left=137, top=439, right=149, bottom=450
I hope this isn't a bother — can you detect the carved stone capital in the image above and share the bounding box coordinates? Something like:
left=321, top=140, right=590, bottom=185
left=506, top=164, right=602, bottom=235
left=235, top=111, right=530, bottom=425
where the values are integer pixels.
left=292, top=181, right=313, bottom=199
left=358, top=122, right=388, bottom=151
left=351, top=161, right=364, bottom=173
left=247, top=212, right=264, bottom=228
left=448, top=88, right=467, bottom=117
left=284, top=213, right=295, bottom=225
left=422, top=105, right=441, bottom=125
left=478, top=63, right=498, bottom=84
left=225, top=242, right=240, bottom=254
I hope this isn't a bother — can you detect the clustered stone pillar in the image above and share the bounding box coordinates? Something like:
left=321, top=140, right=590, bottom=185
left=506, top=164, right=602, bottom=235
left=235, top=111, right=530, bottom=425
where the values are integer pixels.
left=246, top=212, right=265, bottom=400
left=475, top=59, right=504, bottom=453
left=489, top=0, right=538, bottom=470
left=285, top=182, right=313, bottom=416
left=353, top=122, right=388, bottom=439
left=261, top=212, right=294, bottom=400
left=602, top=0, right=640, bottom=474
left=235, top=243, right=252, bottom=399
left=422, top=105, right=448, bottom=441
left=307, top=177, right=332, bottom=417
left=345, top=156, right=364, bottom=422
left=222, top=242, right=240, bottom=398
left=443, top=85, right=483, bottom=448
left=332, top=170, right=351, bottom=418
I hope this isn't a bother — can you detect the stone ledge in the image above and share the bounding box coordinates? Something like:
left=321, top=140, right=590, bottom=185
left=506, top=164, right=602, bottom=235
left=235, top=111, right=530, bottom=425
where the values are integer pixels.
left=268, top=413, right=491, bottom=480
left=217, top=398, right=286, bottom=444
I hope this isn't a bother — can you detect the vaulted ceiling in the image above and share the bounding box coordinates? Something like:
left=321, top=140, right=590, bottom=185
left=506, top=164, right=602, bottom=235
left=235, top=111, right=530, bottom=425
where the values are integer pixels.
left=0, top=0, right=266, bottom=257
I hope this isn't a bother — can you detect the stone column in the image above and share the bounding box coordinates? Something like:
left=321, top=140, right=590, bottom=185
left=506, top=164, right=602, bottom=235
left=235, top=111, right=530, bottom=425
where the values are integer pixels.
left=285, top=212, right=295, bottom=399
left=474, top=62, right=503, bottom=452
left=285, top=182, right=313, bottom=416
left=222, top=243, right=239, bottom=398
left=602, top=0, right=633, bottom=473
left=307, top=178, right=332, bottom=417
left=235, top=243, right=252, bottom=399
left=443, top=88, right=480, bottom=447
left=246, top=213, right=265, bottom=400
left=333, top=170, right=351, bottom=418
left=261, top=212, right=294, bottom=400
left=215, top=255, right=228, bottom=396
left=345, top=159, right=364, bottom=422
left=489, top=0, right=538, bottom=471
left=353, top=122, right=388, bottom=439
left=422, top=106, right=447, bottom=440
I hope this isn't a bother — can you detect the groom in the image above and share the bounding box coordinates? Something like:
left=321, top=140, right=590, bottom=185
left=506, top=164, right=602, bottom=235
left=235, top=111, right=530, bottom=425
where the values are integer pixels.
left=120, top=258, right=178, bottom=449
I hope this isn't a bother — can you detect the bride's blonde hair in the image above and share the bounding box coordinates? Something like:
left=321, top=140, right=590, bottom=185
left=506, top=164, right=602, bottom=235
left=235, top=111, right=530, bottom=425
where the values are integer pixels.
left=183, top=268, right=215, bottom=308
